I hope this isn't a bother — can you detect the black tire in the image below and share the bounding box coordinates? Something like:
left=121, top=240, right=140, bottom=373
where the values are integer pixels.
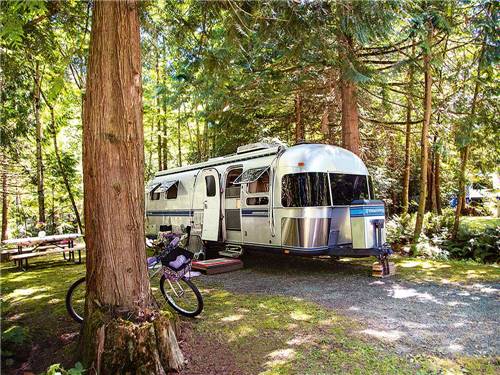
left=66, top=277, right=86, bottom=324
left=159, top=275, right=203, bottom=317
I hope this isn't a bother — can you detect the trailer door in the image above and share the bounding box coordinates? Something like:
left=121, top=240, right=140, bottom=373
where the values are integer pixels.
left=200, top=168, right=221, bottom=241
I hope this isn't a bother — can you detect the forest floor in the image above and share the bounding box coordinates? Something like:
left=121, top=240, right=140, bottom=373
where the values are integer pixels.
left=1, top=251, right=498, bottom=374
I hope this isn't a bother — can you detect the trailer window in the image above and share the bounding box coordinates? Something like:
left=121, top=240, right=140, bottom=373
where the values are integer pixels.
left=248, top=170, right=269, bottom=193
left=205, top=175, right=216, bottom=197
left=247, top=197, right=269, bottom=206
left=225, top=168, right=242, bottom=198
left=146, top=184, right=161, bottom=201
left=329, top=174, right=370, bottom=205
left=281, top=173, right=330, bottom=207
left=165, top=182, right=178, bottom=199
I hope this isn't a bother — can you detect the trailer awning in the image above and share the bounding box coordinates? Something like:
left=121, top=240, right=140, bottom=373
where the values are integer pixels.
left=156, top=180, right=178, bottom=193
left=146, top=183, right=161, bottom=193
left=233, top=167, right=269, bottom=184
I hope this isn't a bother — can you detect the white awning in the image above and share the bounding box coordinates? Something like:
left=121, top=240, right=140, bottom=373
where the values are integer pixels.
left=146, top=183, right=161, bottom=193
left=233, top=167, right=269, bottom=184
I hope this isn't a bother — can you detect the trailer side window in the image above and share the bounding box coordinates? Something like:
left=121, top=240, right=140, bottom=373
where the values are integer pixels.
left=248, top=170, right=269, bottom=193
left=205, top=175, right=216, bottom=197
left=329, top=174, right=370, bottom=205
left=225, top=168, right=242, bottom=198
left=148, top=183, right=161, bottom=201
left=166, top=183, right=178, bottom=199
left=281, top=173, right=330, bottom=207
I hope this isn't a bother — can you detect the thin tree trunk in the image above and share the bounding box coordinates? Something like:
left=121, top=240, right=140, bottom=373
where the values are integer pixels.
left=81, top=1, right=183, bottom=372
left=34, top=62, right=46, bottom=224
left=155, top=42, right=163, bottom=171
left=413, top=23, right=433, bottom=246
left=1, top=162, right=8, bottom=241
left=294, top=91, right=304, bottom=143
left=49, top=108, right=84, bottom=233
left=452, top=32, right=487, bottom=238
left=177, top=106, right=182, bottom=167
left=401, top=41, right=416, bottom=215
left=435, top=151, right=442, bottom=214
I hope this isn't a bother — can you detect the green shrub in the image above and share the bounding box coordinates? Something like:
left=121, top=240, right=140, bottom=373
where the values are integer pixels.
left=446, top=225, right=500, bottom=263
left=1, top=325, right=31, bottom=367
left=45, top=362, right=85, bottom=375
left=386, top=209, right=498, bottom=263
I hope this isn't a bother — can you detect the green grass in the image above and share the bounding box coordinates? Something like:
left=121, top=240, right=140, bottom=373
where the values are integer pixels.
left=1, top=254, right=498, bottom=374
left=460, top=216, right=500, bottom=233
left=339, top=255, right=500, bottom=285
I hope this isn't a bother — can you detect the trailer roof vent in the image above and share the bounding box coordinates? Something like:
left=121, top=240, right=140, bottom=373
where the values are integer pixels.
left=236, top=142, right=274, bottom=154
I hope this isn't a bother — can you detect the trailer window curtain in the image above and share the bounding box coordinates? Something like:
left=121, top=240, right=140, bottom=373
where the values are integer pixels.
left=281, top=173, right=331, bottom=207
left=329, top=174, right=370, bottom=205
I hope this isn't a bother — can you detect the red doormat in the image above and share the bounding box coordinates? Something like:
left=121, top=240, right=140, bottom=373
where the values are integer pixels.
left=192, top=258, right=243, bottom=275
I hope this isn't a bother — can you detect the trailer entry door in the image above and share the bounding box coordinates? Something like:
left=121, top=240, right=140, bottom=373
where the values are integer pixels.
left=201, top=169, right=221, bottom=241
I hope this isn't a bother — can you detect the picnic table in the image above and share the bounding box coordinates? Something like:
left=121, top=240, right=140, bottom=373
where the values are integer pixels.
left=2, top=233, right=84, bottom=270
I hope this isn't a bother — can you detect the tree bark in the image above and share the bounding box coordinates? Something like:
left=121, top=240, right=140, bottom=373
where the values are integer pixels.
left=34, top=62, right=46, bottom=224
left=413, top=23, right=433, bottom=246
left=340, top=76, right=361, bottom=156
left=81, top=1, right=183, bottom=373
left=294, top=91, right=304, bottom=143
left=1, top=161, right=8, bottom=241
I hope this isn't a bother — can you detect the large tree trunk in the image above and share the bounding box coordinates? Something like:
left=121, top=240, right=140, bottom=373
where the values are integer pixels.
left=49, top=108, right=84, bottom=234
left=401, top=42, right=416, bottom=216
left=413, top=24, right=433, bottom=246
left=81, top=1, right=183, bottom=373
left=34, top=63, right=46, bottom=224
left=1, top=161, right=8, bottom=241
left=294, top=91, right=304, bottom=143
left=340, top=76, right=361, bottom=156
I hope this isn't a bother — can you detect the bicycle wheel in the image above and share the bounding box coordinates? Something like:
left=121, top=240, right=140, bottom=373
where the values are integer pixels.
left=159, top=275, right=203, bottom=317
left=66, top=277, right=86, bottom=324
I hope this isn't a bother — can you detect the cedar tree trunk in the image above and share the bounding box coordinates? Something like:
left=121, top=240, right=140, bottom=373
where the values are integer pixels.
left=413, top=23, right=433, bottom=246
left=294, top=91, right=304, bottom=143
left=81, top=1, right=183, bottom=373
left=1, top=163, right=8, bottom=241
left=34, top=63, right=46, bottom=224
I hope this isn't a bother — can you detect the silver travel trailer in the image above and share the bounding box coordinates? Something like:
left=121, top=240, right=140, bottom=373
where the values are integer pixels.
left=145, top=143, right=392, bottom=264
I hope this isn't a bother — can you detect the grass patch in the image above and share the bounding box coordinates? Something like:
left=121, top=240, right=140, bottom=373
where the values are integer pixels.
left=194, top=279, right=498, bottom=374
left=460, top=216, right=500, bottom=234
left=1, top=253, right=498, bottom=374
left=339, top=255, right=500, bottom=285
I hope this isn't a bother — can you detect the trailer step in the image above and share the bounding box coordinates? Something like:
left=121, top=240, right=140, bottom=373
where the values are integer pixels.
left=219, top=245, right=243, bottom=258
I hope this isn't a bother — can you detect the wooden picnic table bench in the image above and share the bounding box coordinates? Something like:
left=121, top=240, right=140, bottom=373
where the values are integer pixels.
left=11, top=244, right=86, bottom=270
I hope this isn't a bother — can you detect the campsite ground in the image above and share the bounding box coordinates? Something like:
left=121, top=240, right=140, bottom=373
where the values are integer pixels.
left=1, top=253, right=498, bottom=374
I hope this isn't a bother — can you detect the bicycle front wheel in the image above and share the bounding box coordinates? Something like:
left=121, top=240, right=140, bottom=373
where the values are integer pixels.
left=66, top=277, right=86, bottom=324
left=159, top=276, right=203, bottom=317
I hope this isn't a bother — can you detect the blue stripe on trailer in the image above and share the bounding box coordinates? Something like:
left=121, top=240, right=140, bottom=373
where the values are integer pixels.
left=350, top=205, right=385, bottom=217
left=241, top=209, right=269, bottom=217
left=146, top=210, right=192, bottom=217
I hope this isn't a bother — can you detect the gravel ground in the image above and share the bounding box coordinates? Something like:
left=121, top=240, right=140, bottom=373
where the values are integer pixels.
left=198, top=253, right=500, bottom=357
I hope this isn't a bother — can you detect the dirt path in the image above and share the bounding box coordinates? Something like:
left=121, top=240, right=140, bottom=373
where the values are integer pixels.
left=199, top=254, right=500, bottom=357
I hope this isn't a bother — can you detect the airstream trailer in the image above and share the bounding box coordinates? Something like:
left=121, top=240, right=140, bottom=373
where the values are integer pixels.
left=145, top=143, right=392, bottom=267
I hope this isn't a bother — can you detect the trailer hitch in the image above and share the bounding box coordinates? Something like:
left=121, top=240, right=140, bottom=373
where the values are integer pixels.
left=372, top=219, right=393, bottom=276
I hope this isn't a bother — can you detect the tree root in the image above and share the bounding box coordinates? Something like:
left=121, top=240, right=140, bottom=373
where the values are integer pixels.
left=87, top=312, right=184, bottom=374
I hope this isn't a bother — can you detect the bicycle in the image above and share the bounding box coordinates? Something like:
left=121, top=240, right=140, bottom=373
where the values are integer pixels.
left=66, top=230, right=204, bottom=323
